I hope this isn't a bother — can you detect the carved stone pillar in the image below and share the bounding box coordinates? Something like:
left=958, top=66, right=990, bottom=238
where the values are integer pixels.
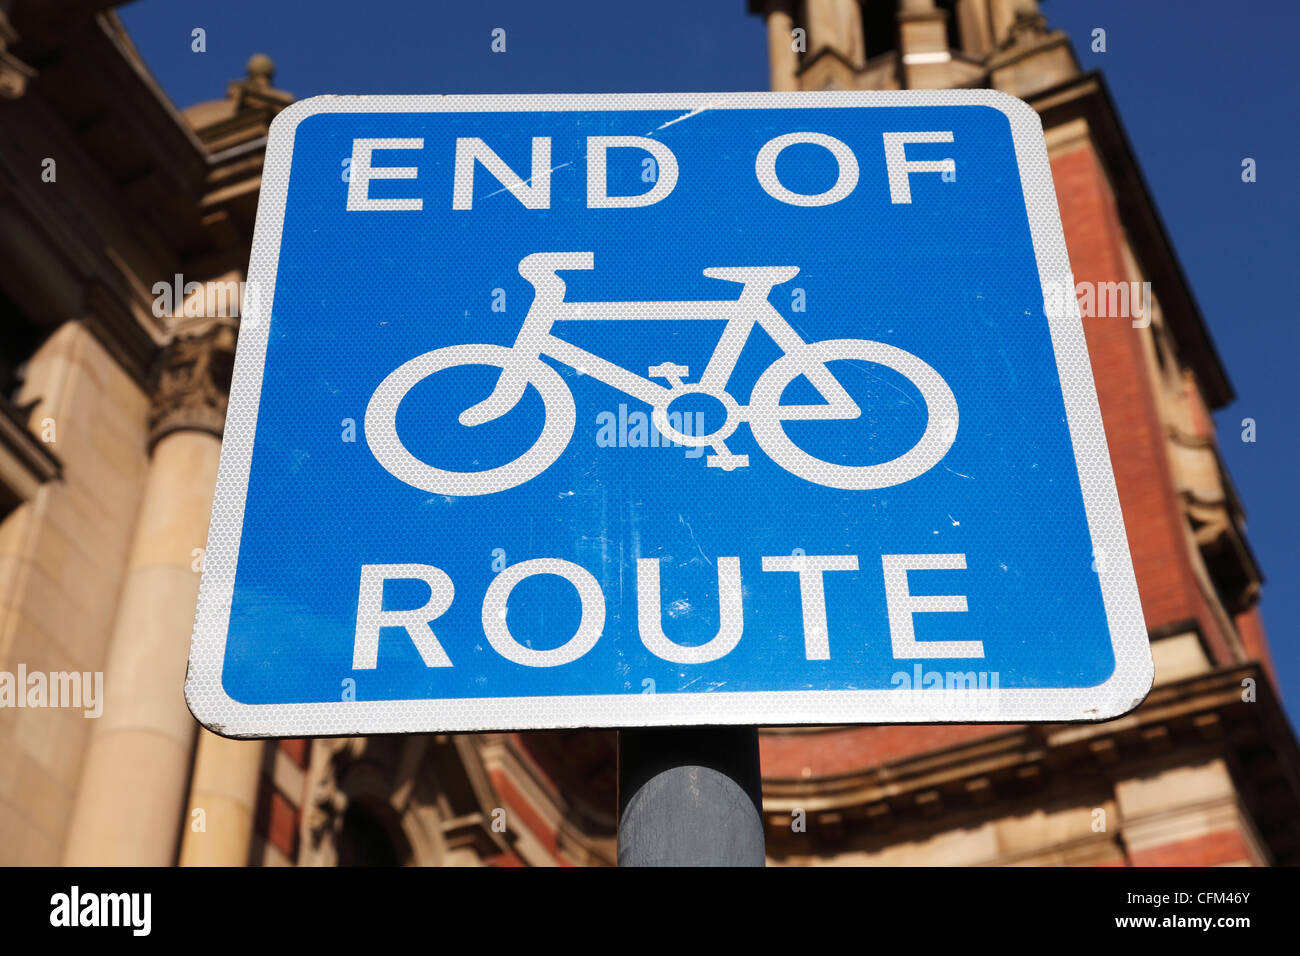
left=898, top=0, right=953, bottom=89
left=804, top=0, right=866, bottom=70
left=64, top=323, right=244, bottom=865
left=179, top=729, right=269, bottom=866
left=1008, top=0, right=1048, bottom=44
left=761, top=1, right=800, bottom=92
left=147, top=322, right=237, bottom=447
left=988, top=0, right=1019, bottom=47
left=954, top=0, right=994, bottom=57
left=991, top=0, right=1046, bottom=49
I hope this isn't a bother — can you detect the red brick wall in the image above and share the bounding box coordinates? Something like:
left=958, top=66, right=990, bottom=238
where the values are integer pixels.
left=279, top=737, right=309, bottom=768
left=1052, top=143, right=1232, bottom=665
left=1128, top=827, right=1259, bottom=867
left=761, top=724, right=1013, bottom=778
left=488, top=767, right=562, bottom=862
left=1235, top=606, right=1273, bottom=682
left=250, top=738, right=310, bottom=862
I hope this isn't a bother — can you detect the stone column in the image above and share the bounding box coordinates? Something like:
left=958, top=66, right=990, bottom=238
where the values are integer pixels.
left=898, top=0, right=953, bottom=89
left=179, top=730, right=266, bottom=865
left=761, top=1, right=800, bottom=92
left=63, top=323, right=238, bottom=865
left=804, top=0, right=865, bottom=69
left=990, top=0, right=1044, bottom=48
left=954, top=0, right=994, bottom=57
left=988, top=0, right=1017, bottom=47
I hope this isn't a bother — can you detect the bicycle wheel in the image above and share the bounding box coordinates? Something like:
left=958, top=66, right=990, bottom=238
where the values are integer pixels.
left=748, top=339, right=957, bottom=490
left=365, top=344, right=575, bottom=496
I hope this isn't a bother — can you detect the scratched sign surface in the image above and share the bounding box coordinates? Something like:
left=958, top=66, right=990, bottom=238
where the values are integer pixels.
left=186, top=91, right=1151, bottom=737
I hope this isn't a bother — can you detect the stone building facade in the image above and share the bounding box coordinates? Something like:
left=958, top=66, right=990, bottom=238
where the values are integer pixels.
left=0, top=0, right=1294, bottom=866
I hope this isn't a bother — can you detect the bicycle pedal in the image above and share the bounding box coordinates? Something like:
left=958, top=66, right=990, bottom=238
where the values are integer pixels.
left=648, top=362, right=690, bottom=381
left=707, top=453, right=749, bottom=471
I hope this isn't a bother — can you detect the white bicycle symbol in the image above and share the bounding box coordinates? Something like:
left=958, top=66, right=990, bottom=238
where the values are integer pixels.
left=365, top=252, right=957, bottom=496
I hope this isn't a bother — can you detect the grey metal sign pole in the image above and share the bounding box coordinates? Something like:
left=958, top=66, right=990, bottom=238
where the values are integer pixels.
left=616, top=726, right=766, bottom=866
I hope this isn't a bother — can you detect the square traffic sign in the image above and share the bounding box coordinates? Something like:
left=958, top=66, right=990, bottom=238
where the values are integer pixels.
left=187, top=91, right=1151, bottom=737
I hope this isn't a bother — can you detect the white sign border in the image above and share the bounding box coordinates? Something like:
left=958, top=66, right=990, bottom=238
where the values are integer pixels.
left=186, top=90, right=1152, bottom=738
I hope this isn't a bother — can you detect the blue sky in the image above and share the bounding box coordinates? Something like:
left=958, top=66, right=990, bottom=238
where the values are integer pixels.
left=118, top=0, right=1297, bottom=725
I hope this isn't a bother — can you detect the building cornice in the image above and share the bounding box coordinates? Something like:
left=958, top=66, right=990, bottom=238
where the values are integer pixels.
left=763, top=664, right=1300, bottom=864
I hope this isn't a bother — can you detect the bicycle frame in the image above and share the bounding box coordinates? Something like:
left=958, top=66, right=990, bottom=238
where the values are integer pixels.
left=460, top=252, right=862, bottom=428
left=367, top=250, right=958, bottom=494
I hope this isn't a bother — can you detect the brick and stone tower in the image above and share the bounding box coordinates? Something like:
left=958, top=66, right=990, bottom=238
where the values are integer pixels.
left=746, top=0, right=1300, bottom=865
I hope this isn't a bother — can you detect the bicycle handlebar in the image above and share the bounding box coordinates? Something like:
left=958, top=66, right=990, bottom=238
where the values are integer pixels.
left=518, top=252, right=801, bottom=300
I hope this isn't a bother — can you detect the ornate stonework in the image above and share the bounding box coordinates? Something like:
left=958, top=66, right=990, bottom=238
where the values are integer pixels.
left=301, top=739, right=364, bottom=867
left=148, top=322, right=238, bottom=448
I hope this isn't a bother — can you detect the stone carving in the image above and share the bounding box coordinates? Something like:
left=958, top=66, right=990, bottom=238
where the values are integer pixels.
left=300, top=738, right=363, bottom=867
left=148, top=322, right=237, bottom=447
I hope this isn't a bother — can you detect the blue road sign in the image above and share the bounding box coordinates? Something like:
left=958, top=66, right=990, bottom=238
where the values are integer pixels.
left=187, top=91, right=1151, bottom=737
